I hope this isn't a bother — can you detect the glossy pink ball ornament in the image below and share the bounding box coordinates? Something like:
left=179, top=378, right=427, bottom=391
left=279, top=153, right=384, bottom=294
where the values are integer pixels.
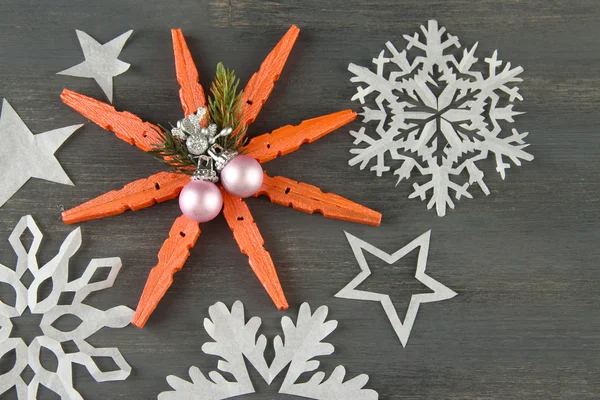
left=178, top=180, right=223, bottom=222
left=220, top=155, right=264, bottom=198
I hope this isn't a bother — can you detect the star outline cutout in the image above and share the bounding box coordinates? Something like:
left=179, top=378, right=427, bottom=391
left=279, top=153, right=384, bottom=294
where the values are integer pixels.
left=335, top=230, right=457, bottom=347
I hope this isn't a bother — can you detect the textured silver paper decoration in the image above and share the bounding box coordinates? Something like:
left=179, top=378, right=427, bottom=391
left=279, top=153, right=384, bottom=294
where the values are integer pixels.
left=159, top=301, right=378, bottom=399
left=0, top=215, right=134, bottom=399
left=57, top=29, right=133, bottom=103
left=348, top=20, right=533, bottom=216
left=0, top=99, right=82, bottom=208
left=336, top=231, right=456, bottom=347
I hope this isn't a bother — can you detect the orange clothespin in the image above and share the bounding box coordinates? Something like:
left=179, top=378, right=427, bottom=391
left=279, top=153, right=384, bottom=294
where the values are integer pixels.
left=60, top=25, right=381, bottom=328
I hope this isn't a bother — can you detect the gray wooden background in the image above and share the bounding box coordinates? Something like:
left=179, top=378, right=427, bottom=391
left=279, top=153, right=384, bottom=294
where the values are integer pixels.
left=0, top=0, right=598, bottom=399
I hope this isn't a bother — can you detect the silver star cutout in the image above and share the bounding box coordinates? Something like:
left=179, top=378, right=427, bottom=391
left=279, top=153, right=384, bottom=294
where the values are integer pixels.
left=335, top=230, right=457, bottom=347
left=57, top=29, right=133, bottom=103
left=0, top=99, right=82, bottom=207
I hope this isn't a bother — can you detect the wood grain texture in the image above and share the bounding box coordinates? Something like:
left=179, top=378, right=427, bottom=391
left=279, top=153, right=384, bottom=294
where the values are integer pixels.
left=171, top=28, right=207, bottom=118
left=220, top=188, right=288, bottom=310
left=132, top=215, right=201, bottom=328
left=0, top=0, right=598, bottom=399
left=61, top=89, right=163, bottom=152
left=257, top=172, right=382, bottom=226
left=62, top=171, right=190, bottom=224
left=242, top=109, right=357, bottom=163
left=237, top=24, right=299, bottom=141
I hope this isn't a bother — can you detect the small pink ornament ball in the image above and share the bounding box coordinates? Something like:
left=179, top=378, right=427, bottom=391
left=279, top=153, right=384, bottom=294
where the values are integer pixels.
left=220, top=155, right=264, bottom=198
left=179, top=180, right=223, bottom=222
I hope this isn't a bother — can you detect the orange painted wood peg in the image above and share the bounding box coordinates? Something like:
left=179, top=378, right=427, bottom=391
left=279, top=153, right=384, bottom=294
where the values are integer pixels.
left=132, top=215, right=201, bottom=328
left=256, top=173, right=382, bottom=226
left=60, top=89, right=163, bottom=152
left=236, top=25, right=300, bottom=143
left=221, top=189, right=288, bottom=310
left=242, top=109, right=357, bottom=164
left=62, top=172, right=191, bottom=224
left=172, top=28, right=207, bottom=118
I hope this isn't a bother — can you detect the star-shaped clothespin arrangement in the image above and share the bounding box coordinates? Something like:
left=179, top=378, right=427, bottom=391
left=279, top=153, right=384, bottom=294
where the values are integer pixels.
left=0, top=99, right=82, bottom=207
left=335, top=230, right=457, bottom=347
left=58, top=26, right=382, bottom=328
left=58, top=29, right=133, bottom=103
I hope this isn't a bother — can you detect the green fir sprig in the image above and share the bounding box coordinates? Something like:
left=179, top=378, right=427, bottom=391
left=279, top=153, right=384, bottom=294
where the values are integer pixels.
left=150, top=62, right=247, bottom=174
left=149, top=124, right=197, bottom=174
left=207, top=62, right=248, bottom=149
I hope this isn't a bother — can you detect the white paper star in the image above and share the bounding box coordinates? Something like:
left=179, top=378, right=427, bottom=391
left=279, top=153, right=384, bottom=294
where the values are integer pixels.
left=57, top=29, right=133, bottom=103
left=335, top=230, right=457, bottom=347
left=0, top=99, right=82, bottom=208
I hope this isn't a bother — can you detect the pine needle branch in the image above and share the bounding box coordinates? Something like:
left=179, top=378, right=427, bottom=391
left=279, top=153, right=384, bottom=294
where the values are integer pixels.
left=207, top=62, right=248, bottom=150
left=151, top=63, right=248, bottom=173
left=149, top=125, right=197, bottom=174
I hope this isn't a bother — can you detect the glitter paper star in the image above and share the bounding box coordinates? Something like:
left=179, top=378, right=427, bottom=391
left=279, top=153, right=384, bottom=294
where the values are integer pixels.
left=0, top=99, right=82, bottom=208
left=59, top=26, right=382, bottom=328
left=57, top=29, right=133, bottom=103
left=335, top=231, right=456, bottom=346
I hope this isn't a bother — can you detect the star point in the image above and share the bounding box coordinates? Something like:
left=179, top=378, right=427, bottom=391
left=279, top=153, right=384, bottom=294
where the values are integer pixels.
left=0, top=99, right=82, bottom=207
left=336, top=230, right=456, bottom=347
left=58, top=29, right=133, bottom=103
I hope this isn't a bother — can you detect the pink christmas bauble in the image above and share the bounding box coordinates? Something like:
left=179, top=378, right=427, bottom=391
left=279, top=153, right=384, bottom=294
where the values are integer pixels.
left=179, top=180, right=223, bottom=222
left=220, top=155, right=264, bottom=198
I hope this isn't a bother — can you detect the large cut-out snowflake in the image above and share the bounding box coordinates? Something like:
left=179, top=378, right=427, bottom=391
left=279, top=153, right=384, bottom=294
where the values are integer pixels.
left=349, top=20, right=534, bottom=216
left=159, top=301, right=378, bottom=399
left=0, top=215, right=133, bottom=399
left=60, top=26, right=381, bottom=329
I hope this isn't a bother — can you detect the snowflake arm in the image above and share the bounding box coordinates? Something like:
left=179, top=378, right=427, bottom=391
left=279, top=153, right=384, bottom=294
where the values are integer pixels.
left=270, top=304, right=377, bottom=399
left=392, top=155, right=422, bottom=184
left=349, top=126, right=397, bottom=176
left=269, top=304, right=337, bottom=383
left=160, top=301, right=267, bottom=399
left=452, top=42, right=480, bottom=77
left=0, top=337, right=27, bottom=397
left=480, top=51, right=524, bottom=101
left=202, top=301, right=269, bottom=381
left=348, top=61, right=397, bottom=105
left=471, top=127, right=533, bottom=180
left=160, top=366, right=242, bottom=400
left=27, top=227, right=82, bottom=314
left=408, top=159, right=472, bottom=217
left=282, top=365, right=379, bottom=400
left=0, top=216, right=37, bottom=317
left=385, top=41, right=418, bottom=78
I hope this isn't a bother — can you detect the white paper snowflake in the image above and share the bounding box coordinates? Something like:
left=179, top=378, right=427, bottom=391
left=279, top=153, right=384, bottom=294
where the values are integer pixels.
left=159, top=301, right=378, bottom=399
left=348, top=20, right=534, bottom=216
left=0, top=215, right=134, bottom=399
